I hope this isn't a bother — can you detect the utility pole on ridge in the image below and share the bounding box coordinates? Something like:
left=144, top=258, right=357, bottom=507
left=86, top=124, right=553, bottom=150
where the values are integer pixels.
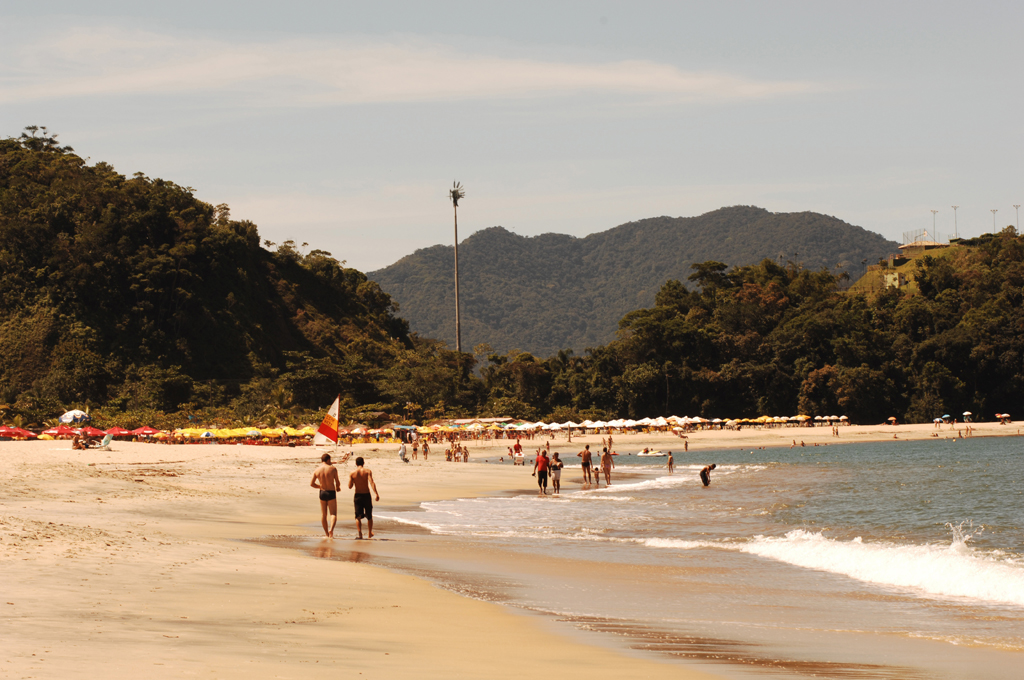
left=449, top=181, right=465, bottom=353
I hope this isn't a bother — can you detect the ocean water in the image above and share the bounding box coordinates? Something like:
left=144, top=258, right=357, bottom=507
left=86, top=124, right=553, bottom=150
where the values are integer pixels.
left=379, top=437, right=1024, bottom=678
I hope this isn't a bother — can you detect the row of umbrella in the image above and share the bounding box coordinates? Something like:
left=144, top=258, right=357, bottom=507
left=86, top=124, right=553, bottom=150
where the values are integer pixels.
left=416, top=414, right=843, bottom=432
left=38, top=425, right=162, bottom=437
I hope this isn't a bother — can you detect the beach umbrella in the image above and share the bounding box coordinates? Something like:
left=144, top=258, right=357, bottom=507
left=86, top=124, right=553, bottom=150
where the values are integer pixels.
left=43, top=425, right=77, bottom=436
left=4, top=426, right=37, bottom=438
left=887, top=417, right=897, bottom=422
left=839, top=416, right=848, bottom=421
left=105, top=427, right=133, bottom=436
left=77, top=426, right=106, bottom=437
left=132, top=426, right=162, bottom=436
left=59, top=409, right=90, bottom=424
left=200, top=431, right=214, bottom=439
left=962, top=411, right=972, bottom=416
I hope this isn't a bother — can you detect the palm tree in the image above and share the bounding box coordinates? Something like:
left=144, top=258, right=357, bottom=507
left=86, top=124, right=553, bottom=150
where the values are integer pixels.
left=449, top=181, right=465, bottom=353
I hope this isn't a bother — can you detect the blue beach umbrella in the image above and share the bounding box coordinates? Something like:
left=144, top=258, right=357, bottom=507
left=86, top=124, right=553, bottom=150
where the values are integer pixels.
left=59, top=409, right=90, bottom=424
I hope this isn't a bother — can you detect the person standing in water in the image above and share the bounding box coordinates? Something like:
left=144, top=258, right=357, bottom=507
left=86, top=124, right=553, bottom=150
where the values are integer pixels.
left=699, top=463, right=716, bottom=487
left=578, top=444, right=594, bottom=485
left=550, top=452, right=564, bottom=494
left=667, top=451, right=674, bottom=474
left=310, top=453, right=341, bottom=538
left=532, top=448, right=550, bottom=495
left=600, top=447, right=615, bottom=485
left=348, top=457, right=380, bottom=539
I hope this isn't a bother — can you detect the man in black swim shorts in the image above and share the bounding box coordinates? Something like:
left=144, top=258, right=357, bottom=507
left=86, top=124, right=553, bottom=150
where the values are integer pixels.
left=348, top=457, right=380, bottom=539
left=578, top=444, right=593, bottom=485
left=311, top=453, right=341, bottom=537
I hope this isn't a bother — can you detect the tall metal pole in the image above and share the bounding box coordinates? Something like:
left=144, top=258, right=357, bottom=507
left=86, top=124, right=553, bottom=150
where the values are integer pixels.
left=1015, top=204, right=1021, bottom=231
left=952, top=205, right=959, bottom=239
left=454, top=204, right=461, bottom=353
left=449, top=182, right=465, bottom=353
left=931, top=209, right=938, bottom=238
left=992, top=208, right=998, bottom=232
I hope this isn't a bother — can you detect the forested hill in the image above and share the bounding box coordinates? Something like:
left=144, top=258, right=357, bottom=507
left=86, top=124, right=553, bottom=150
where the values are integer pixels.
left=0, top=129, right=478, bottom=426
left=370, top=207, right=900, bottom=357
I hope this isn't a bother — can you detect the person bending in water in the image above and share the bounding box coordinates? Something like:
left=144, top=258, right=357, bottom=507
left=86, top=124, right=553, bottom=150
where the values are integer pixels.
left=311, top=453, right=341, bottom=537
left=348, top=457, right=380, bottom=539
left=699, top=463, right=716, bottom=487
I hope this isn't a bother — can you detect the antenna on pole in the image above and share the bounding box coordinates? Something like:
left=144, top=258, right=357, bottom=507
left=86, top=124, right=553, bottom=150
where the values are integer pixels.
left=991, top=208, right=999, bottom=232
left=1015, top=204, right=1021, bottom=231
left=951, top=205, right=959, bottom=239
left=931, top=209, right=938, bottom=237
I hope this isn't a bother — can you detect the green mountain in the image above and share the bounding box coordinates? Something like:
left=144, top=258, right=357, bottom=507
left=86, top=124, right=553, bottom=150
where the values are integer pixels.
left=0, top=128, right=480, bottom=427
left=370, top=207, right=900, bottom=357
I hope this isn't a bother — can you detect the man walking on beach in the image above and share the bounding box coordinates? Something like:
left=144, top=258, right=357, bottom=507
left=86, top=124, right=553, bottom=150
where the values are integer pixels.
left=578, top=444, right=593, bottom=485
left=532, top=448, right=550, bottom=495
left=311, top=453, right=341, bottom=538
left=348, top=457, right=380, bottom=539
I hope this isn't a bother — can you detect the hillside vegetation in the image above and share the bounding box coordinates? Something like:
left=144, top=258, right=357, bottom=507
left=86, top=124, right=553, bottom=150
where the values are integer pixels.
left=0, top=128, right=479, bottom=427
left=370, top=207, right=899, bottom=356
left=471, top=229, right=1024, bottom=424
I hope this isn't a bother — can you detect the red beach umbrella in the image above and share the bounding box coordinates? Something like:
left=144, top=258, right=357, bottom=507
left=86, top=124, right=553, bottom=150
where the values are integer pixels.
left=132, top=425, right=163, bottom=436
left=10, top=427, right=37, bottom=438
left=77, top=426, right=106, bottom=437
left=104, top=427, right=133, bottom=436
left=42, top=425, right=77, bottom=436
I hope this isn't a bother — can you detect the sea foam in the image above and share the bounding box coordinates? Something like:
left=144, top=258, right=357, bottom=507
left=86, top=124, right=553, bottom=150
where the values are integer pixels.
left=736, top=528, right=1024, bottom=607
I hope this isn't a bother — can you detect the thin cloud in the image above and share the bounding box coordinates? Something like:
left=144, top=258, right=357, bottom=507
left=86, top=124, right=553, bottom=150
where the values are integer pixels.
left=0, top=26, right=824, bottom=106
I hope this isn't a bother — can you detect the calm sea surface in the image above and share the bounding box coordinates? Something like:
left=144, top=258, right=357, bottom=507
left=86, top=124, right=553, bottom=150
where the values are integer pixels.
left=378, top=437, right=1024, bottom=678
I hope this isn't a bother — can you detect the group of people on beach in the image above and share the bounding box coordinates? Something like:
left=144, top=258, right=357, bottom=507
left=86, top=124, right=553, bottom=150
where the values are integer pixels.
left=531, top=443, right=617, bottom=495
left=530, top=444, right=715, bottom=494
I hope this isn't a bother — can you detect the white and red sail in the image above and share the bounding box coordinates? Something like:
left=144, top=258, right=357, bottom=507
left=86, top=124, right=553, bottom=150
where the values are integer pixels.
left=313, top=395, right=340, bottom=446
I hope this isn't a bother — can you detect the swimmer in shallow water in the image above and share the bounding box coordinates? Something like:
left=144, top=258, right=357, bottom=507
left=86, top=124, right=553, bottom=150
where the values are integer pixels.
left=699, top=463, right=716, bottom=487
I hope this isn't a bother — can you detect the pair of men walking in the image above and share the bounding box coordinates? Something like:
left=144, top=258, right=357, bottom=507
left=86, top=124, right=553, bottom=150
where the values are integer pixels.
left=311, top=454, right=379, bottom=539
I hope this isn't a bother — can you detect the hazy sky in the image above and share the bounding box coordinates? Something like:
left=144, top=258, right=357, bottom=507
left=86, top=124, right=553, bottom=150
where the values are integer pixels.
left=3, top=1, right=1022, bottom=271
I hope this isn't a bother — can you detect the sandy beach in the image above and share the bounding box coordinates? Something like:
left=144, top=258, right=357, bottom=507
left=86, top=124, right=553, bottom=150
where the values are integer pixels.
left=2, top=421, right=1017, bottom=679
